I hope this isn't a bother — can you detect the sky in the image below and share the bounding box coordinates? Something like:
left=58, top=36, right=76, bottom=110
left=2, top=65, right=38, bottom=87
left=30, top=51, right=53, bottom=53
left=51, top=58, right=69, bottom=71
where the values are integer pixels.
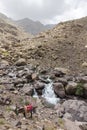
left=0, top=0, right=87, bottom=24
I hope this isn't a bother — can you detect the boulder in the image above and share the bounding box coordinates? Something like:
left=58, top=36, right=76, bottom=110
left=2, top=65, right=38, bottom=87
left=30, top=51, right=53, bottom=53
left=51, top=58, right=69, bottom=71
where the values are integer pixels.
left=34, top=81, right=45, bottom=95
left=53, top=82, right=65, bottom=98
left=55, top=78, right=68, bottom=86
left=65, top=81, right=77, bottom=95
left=34, top=81, right=45, bottom=90
left=62, top=100, right=87, bottom=122
left=15, top=58, right=26, bottom=66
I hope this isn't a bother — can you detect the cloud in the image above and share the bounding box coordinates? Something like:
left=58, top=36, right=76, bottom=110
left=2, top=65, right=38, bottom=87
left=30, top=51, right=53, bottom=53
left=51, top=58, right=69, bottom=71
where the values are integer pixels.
left=0, top=0, right=87, bottom=24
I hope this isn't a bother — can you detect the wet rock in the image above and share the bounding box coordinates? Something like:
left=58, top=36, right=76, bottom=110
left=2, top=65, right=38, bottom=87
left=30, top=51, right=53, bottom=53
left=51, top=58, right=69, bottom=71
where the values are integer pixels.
left=65, top=81, right=77, bottom=95
left=39, top=76, right=50, bottom=84
left=41, top=98, right=55, bottom=108
left=34, top=81, right=45, bottom=90
left=15, top=58, right=26, bottom=66
left=53, top=82, right=65, bottom=98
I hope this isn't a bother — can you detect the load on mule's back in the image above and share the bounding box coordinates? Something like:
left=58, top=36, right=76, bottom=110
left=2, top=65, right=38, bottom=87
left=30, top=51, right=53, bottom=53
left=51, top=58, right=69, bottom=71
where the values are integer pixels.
left=14, top=103, right=37, bottom=118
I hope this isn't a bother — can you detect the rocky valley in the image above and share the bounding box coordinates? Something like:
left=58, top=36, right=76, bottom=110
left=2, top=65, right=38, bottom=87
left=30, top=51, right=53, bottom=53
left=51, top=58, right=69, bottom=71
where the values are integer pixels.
left=0, top=13, right=87, bottom=130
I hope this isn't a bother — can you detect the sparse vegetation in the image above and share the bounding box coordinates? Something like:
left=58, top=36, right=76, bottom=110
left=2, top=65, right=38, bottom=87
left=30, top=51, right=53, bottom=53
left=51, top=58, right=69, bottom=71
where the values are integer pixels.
left=0, top=119, right=5, bottom=125
left=75, top=83, right=84, bottom=96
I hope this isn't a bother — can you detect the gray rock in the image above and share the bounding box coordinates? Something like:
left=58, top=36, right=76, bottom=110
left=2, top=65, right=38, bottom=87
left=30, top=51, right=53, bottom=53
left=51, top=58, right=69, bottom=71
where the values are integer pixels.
left=65, top=81, right=77, bottom=95
left=53, top=82, right=65, bottom=98
left=77, top=76, right=87, bottom=83
left=34, top=81, right=45, bottom=90
left=62, top=100, right=87, bottom=122
left=14, top=78, right=26, bottom=87
left=20, top=84, right=34, bottom=96
left=55, top=78, right=68, bottom=86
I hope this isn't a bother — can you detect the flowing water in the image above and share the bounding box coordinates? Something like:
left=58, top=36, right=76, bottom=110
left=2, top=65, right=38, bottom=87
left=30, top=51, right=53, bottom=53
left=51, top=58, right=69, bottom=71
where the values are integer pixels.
left=42, top=78, right=60, bottom=105
left=33, top=78, right=60, bottom=105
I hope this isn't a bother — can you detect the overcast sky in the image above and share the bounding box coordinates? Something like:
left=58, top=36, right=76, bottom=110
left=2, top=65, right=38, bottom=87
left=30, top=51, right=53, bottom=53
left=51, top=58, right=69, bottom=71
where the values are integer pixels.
left=0, top=0, right=87, bottom=24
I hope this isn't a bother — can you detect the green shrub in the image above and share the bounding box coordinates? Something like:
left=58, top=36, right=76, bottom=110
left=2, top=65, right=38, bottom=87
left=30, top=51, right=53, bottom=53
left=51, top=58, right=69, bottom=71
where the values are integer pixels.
left=75, top=83, right=84, bottom=96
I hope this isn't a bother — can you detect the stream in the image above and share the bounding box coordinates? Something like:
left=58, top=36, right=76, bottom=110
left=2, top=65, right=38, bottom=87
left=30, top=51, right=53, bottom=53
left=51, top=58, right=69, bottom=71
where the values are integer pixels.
left=33, top=78, right=60, bottom=105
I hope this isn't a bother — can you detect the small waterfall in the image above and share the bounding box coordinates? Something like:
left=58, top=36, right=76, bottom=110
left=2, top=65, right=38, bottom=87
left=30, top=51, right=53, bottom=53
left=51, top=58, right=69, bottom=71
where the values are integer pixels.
left=42, top=78, right=60, bottom=105
left=33, top=89, right=38, bottom=98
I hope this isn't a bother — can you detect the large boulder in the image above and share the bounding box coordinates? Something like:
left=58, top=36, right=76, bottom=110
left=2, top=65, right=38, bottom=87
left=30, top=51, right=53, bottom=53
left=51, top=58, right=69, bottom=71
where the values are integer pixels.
left=53, top=82, right=65, bottom=98
left=62, top=100, right=87, bottom=122
left=65, top=81, right=77, bottom=95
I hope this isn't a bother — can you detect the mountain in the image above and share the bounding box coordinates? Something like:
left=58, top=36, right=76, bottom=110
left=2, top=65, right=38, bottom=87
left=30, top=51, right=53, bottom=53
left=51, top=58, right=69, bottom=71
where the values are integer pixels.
left=15, top=18, right=55, bottom=35
left=0, top=13, right=32, bottom=64
left=0, top=12, right=87, bottom=73
left=18, top=16, right=87, bottom=73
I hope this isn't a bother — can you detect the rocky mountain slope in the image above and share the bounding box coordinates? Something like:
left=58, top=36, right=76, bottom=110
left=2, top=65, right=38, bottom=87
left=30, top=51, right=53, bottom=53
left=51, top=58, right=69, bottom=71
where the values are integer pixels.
left=0, top=13, right=87, bottom=130
left=0, top=13, right=87, bottom=73
left=20, top=16, right=87, bottom=73
left=16, top=18, right=55, bottom=35
left=0, top=15, right=32, bottom=64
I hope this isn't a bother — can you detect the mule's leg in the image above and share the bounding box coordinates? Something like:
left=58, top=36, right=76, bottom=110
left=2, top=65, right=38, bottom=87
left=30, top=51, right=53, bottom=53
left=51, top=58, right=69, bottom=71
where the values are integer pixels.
left=30, top=110, right=32, bottom=118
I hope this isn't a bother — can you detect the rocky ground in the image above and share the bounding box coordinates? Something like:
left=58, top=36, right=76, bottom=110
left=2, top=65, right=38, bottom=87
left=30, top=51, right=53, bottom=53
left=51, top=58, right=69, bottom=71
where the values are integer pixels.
left=0, top=15, right=87, bottom=130
left=0, top=60, right=87, bottom=130
left=0, top=16, right=87, bottom=73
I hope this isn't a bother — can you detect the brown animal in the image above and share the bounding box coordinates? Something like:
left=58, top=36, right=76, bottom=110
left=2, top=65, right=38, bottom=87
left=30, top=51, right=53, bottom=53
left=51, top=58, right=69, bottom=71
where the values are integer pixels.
left=14, top=104, right=37, bottom=118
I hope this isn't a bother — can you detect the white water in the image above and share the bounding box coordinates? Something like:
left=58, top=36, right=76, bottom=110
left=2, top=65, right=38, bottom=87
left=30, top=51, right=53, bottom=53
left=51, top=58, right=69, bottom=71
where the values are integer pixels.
left=33, top=78, right=60, bottom=105
left=33, top=89, right=38, bottom=98
left=42, top=78, right=60, bottom=105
